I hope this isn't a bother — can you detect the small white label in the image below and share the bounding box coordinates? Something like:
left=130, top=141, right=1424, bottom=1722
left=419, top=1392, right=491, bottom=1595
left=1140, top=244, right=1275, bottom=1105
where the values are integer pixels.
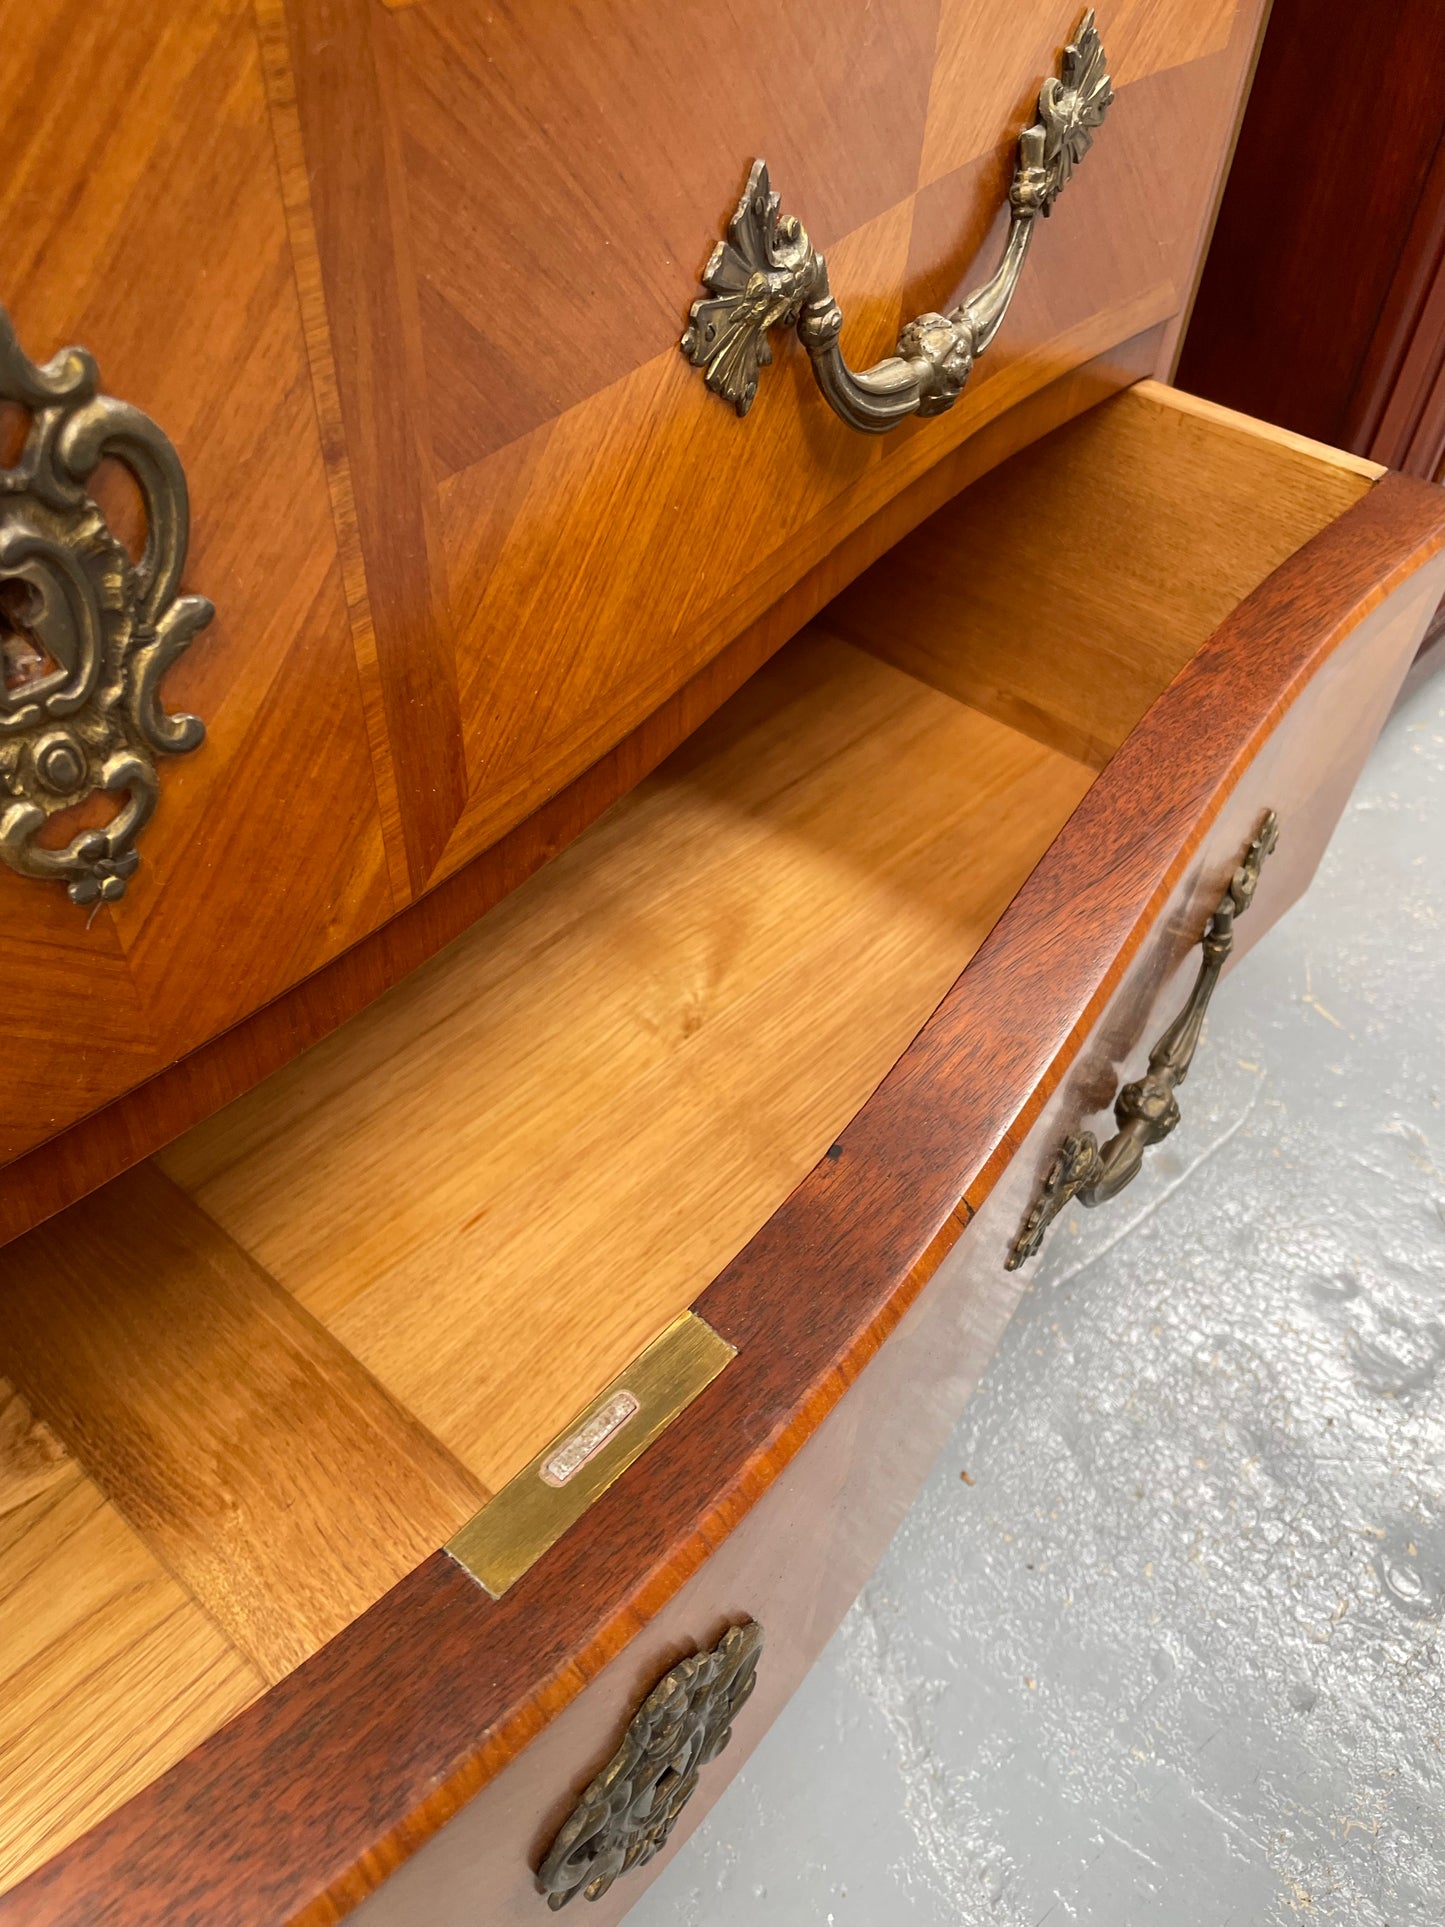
left=540, top=1389, right=641, bottom=1487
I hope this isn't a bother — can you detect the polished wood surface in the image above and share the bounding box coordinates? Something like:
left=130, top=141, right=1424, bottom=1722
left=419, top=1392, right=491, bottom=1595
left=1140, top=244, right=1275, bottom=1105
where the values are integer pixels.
left=1, top=3, right=395, bottom=1165
left=280, top=0, right=1262, bottom=893
left=0, top=0, right=1265, bottom=1172
left=1178, top=0, right=1445, bottom=478
left=3, top=394, right=1443, bottom=1924
left=0, top=628, right=1096, bottom=1890
left=1399, top=597, right=1445, bottom=709
left=160, top=635, right=1094, bottom=1490
left=827, top=381, right=1379, bottom=766
left=0, top=333, right=1163, bottom=1253
left=1347, top=135, right=1445, bottom=479
left=351, top=600, right=1415, bottom=1921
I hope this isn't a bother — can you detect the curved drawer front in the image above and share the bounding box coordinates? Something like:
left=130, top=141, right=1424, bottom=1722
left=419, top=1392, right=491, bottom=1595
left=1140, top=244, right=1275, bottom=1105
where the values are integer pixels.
left=288, top=0, right=1261, bottom=888
left=342, top=436, right=1445, bottom=1927
left=1, top=385, right=1442, bottom=1925
left=0, top=0, right=1265, bottom=1170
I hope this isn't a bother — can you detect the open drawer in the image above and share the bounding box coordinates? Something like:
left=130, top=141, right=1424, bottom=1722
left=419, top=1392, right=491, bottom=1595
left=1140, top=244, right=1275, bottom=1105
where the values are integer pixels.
left=2, top=383, right=1442, bottom=1925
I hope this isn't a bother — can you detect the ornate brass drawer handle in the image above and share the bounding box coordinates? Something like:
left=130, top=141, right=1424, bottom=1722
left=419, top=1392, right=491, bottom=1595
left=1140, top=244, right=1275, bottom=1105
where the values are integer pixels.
left=1007, top=812, right=1280, bottom=1270
left=537, top=1620, right=763, bottom=1908
left=682, top=9, right=1112, bottom=431
left=0, top=307, right=211, bottom=907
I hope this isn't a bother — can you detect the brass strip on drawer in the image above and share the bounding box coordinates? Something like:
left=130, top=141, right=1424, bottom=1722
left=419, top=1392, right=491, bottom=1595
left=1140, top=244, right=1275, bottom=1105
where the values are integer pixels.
left=445, top=1312, right=736, bottom=1598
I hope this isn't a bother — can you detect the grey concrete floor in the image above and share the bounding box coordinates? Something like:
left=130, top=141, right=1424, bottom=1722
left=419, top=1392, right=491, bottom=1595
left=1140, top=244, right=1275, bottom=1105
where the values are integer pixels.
left=629, top=667, right=1445, bottom=1927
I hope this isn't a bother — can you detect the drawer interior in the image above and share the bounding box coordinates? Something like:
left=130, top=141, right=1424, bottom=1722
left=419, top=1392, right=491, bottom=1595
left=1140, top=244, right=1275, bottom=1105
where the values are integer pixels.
left=0, top=383, right=1379, bottom=1889
left=825, top=380, right=1379, bottom=769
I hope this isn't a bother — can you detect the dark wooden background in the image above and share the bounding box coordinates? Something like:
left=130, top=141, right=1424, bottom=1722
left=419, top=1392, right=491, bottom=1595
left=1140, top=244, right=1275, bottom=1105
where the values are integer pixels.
left=1179, top=0, right=1445, bottom=482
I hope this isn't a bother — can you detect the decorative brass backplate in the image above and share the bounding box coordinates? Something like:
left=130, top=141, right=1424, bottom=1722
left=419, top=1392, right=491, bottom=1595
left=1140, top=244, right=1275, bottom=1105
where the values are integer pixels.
left=445, top=1312, right=735, bottom=1598
left=537, top=1621, right=764, bottom=1909
left=682, top=9, right=1112, bottom=431
left=1007, top=811, right=1280, bottom=1268
left=0, top=306, right=211, bottom=905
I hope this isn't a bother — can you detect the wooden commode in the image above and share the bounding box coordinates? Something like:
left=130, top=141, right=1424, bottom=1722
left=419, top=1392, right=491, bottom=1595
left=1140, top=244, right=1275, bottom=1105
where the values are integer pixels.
left=1, top=6, right=1441, bottom=1922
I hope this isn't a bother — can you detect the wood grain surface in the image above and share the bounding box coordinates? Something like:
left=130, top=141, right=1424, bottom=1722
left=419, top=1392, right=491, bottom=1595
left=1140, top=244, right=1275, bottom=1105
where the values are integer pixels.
left=0, top=1383, right=262, bottom=1894
left=159, top=634, right=1094, bottom=1490
left=0, top=3, right=395, bottom=1163
left=827, top=382, right=1380, bottom=766
left=389, top=3, right=1262, bottom=891
left=3, top=422, right=1443, bottom=1923
left=0, top=0, right=1264, bottom=1170
left=1178, top=0, right=1445, bottom=477
left=349, top=602, right=1412, bottom=1922
left=0, top=1169, right=484, bottom=1680
left=1353, top=143, right=1445, bottom=481
left=1, top=620, right=1078, bottom=1893
left=0, top=334, right=1164, bottom=1253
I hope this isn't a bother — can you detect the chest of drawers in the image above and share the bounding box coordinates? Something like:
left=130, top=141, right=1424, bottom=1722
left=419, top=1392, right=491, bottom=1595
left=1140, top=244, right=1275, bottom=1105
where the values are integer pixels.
left=2, top=5, right=1441, bottom=1922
